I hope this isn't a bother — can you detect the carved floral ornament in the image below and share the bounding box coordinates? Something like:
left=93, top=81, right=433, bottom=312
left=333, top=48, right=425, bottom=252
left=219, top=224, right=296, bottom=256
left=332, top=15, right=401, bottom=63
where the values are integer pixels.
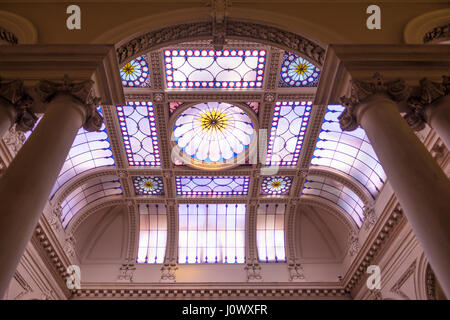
left=423, top=23, right=450, bottom=43
left=116, top=20, right=325, bottom=68
left=339, top=73, right=450, bottom=133
left=34, top=75, right=103, bottom=132
left=404, top=76, right=450, bottom=131
left=0, top=27, right=18, bottom=45
left=0, top=78, right=37, bottom=132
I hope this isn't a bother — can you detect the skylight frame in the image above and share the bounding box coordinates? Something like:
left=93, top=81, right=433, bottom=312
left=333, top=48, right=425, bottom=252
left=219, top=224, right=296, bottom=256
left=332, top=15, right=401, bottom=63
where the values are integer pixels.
left=175, top=176, right=250, bottom=196
left=116, top=101, right=162, bottom=167
left=163, top=49, right=267, bottom=89
left=265, top=101, right=313, bottom=167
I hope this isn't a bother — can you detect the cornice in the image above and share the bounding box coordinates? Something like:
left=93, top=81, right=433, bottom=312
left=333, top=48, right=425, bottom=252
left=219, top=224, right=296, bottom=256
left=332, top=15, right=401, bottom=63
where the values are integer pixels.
left=116, top=20, right=325, bottom=67
left=343, top=199, right=405, bottom=295
left=72, top=284, right=348, bottom=299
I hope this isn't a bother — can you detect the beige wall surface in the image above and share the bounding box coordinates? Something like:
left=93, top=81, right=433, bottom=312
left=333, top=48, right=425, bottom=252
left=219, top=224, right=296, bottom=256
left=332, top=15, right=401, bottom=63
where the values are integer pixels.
left=0, top=1, right=448, bottom=45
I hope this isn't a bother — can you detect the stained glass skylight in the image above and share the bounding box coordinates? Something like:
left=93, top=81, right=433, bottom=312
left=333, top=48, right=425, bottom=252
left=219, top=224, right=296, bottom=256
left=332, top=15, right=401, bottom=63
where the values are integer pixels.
left=302, top=175, right=365, bottom=228
left=137, top=204, right=167, bottom=264
left=265, top=101, right=312, bottom=166
left=178, top=204, right=246, bottom=264
left=173, top=102, right=254, bottom=163
left=164, top=49, right=266, bottom=88
left=50, top=108, right=115, bottom=197
left=132, top=176, right=164, bottom=195
left=279, top=52, right=320, bottom=87
left=176, top=176, right=250, bottom=196
left=311, top=105, right=386, bottom=197
left=60, top=175, right=122, bottom=228
left=260, top=176, right=292, bottom=195
left=116, top=101, right=161, bottom=166
left=256, top=204, right=286, bottom=263
left=120, top=55, right=150, bottom=87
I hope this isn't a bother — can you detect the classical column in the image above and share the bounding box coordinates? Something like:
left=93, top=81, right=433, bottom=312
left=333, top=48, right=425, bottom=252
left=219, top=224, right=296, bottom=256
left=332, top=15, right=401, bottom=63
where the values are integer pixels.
left=340, top=73, right=450, bottom=298
left=0, top=76, right=102, bottom=298
left=404, top=76, right=450, bottom=149
left=0, top=79, right=37, bottom=138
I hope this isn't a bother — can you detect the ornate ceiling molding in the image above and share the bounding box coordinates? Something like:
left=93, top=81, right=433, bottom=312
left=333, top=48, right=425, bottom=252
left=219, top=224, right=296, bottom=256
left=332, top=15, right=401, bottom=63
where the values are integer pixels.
left=116, top=20, right=325, bottom=67
left=423, top=23, right=450, bottom=43
left=71, top=284, right=347, bottom=299
left=344, top=203, right=405, bottom=294
left=0, top=10, right=38, bottom=44
left=404, top=8, right=450, bottom=44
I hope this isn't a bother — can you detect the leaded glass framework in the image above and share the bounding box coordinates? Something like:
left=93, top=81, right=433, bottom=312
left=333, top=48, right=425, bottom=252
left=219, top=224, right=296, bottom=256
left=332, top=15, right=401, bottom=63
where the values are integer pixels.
left=260, top=176, right=292, bottom=195
left=178, top=204, right=246, bottom=264
left=279, top=52, right=320, bottom=87
left=311, top=105, right=386, bottom=197
left=173, top=102, right=254, bottom=163
left=116, top=101, right=161, bottom=166
left=302, top=175, right=365, bottom=227
left=256, top=204, right=286, bottom=263
left=132, top=176, right=164, bottom=195
left=60, top=175, right=122, bottom=228
left=176, top=176, right=250, bottom=196
left=51, top=109, right=115, bottom=197
left=120, top=55, right=150, bottom=88
left=164, top=49, right=266, bottom=89
left=265, top=101, right=312, bottom=166
left=137, top=204, right=167, bottom=264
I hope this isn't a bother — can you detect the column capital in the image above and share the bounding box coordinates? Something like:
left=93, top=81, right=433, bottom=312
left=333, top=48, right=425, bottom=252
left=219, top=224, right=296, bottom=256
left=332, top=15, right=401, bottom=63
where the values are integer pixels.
left=339, top=73, right=410, bottom=131
left=0, top=78, right=37, bottom=132
left=404, top=76, right=449, bottom=131
left=34, top=75, right=103, bottom=132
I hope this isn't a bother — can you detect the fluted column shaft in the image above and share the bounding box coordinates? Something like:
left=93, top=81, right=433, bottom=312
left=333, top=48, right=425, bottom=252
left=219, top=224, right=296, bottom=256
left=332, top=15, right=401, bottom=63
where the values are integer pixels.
left=0, top=94, right=87, bottom=297
left=425, top=95, right=450, bottom=149
left=354, top=93, right=450, bottom=298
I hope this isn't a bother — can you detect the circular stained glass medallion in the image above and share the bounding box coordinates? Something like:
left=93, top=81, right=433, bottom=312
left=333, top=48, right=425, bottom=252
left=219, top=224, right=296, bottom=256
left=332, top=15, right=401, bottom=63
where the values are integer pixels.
left=173, top=102, right=254, bottom=164
left=133, top=176, right=164, bottom=195
left=120, top=56, right=150, bottom=87
left=261, top=176, right=292, bottom=195
left=280, top=53, right=320, bottom=87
